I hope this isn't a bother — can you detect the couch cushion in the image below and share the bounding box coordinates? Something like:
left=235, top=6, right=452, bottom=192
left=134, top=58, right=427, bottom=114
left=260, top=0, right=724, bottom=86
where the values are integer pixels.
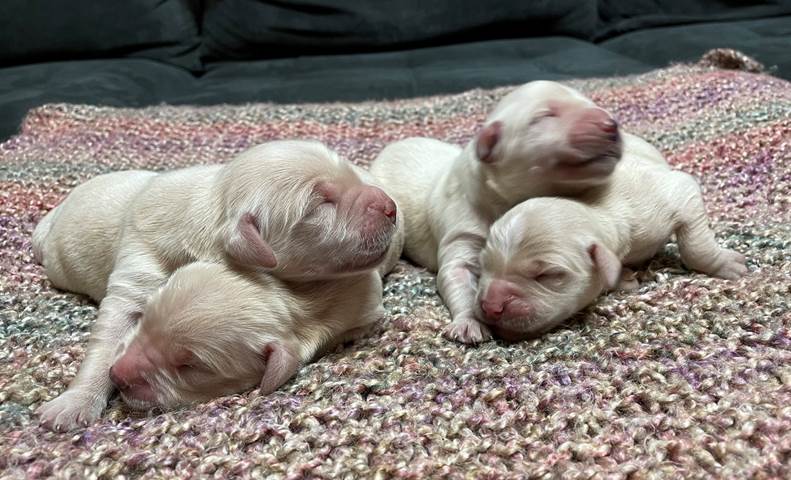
left=596, top=0, right=791, bottom=39
left=1, top=16, right=789, bottom=141
left=200, top=0, right=598, bottom=61
left=0, top=59, right=196, bottom=139
left=601, top=16, right=791, bottom=78
left=0, top=0, right=201, bottom=71
left=0, top=37, right=652, bottom=140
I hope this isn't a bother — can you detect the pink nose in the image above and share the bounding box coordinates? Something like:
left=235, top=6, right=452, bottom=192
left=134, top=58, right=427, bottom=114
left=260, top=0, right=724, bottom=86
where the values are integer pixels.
left=110, top=362, right=150, bottom=391
left=576, top=108, right=619, bottom=139
left=373, top=198, right=397, bottom=220
left=385, top=203, right=396, bottom=219
left=109, top=364, right=132, bottom=390
left=600, top=118, right=618, bottom=134
left=365, top=189, right=397, bottom=224
left=481, top=300, right=506, bottom=319
left=480, top=280, right=521, bottom=321
left=109, top=342, right=150, bottom=390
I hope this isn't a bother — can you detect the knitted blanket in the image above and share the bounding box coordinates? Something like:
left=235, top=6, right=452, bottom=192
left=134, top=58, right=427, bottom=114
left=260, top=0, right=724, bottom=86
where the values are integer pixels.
left=1, top=50, right=789, bottom=478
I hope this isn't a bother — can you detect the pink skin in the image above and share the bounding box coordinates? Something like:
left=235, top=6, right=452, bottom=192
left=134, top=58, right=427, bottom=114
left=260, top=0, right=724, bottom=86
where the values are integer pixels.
left=547, top=102, right=621, bottom=180
left=339, top=184, right=397, bottom=232
left=231, top=182, right=396, bottom=276
left=325, top=182, right=397, bottom=270
left=109, top=337, right=301, bottom=408
left=232, top=214, right=278, bottom=268
left=321, top=182, right=397, bottom=230
left=476, top=121, right=503, bottom=163
left=477, top=279, right=534, bottom=342
left=109, top=339, right=165, bottom=405
left=259, top=343, right=301, bottom=395
left=567, top=107, right=619, bottom=152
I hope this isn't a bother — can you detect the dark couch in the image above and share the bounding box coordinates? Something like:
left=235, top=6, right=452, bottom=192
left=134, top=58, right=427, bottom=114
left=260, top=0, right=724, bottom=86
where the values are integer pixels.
left=1, top=0, right=790, bottom=141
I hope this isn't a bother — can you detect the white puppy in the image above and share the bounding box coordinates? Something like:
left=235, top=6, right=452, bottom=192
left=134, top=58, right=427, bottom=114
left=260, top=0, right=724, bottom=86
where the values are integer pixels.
left=475, top=133, right=748, bottom=340
left=108, top=261, right=383, bottom=410
left=370, top=81, right=622, bottom=343
left=33, top=140, right=400, bottom=430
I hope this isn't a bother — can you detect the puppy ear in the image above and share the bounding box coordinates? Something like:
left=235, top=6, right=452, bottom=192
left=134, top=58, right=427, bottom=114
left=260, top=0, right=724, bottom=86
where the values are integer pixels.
left=259, top=342, right=301, bottom=395
left=588, top=243, right=621, bottom=290
left=225, top=213, right=278, bottom=269
left=475, top=121, right=503, bottom=163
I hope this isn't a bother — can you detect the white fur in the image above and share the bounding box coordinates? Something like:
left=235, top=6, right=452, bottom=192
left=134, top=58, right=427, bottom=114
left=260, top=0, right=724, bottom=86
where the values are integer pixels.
left=477, top=132, right=748, bottom=339
left=33, top=140, right=400, bottom=431
left=370, top=81, right=621, bottom=343
left=117, top=262, right=383, bottom=410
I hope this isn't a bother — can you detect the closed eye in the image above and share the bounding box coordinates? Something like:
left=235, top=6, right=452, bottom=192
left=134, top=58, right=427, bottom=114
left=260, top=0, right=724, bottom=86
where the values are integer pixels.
left=305, top=195, right=336, bottom=217
left=535, top=269, right=567, bottom=283
left=176, top=363, right=211, bottom=378
left=530, top=109, right=558, bottom=125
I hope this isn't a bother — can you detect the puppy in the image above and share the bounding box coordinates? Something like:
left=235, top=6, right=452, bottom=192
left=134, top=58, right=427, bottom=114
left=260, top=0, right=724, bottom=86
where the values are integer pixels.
left=35, top=140, right=399, bottom=297
left=108, top=261, right=383, bottom=410
left=475, top=133, right=748, bottom=341
left=33, top=140, right=400, bottom=430
left=370, top=81, right=622, bottom=343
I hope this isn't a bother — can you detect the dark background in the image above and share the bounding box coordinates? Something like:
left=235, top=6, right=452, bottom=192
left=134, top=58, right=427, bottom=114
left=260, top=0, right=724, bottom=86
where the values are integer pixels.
left=1, top=0, right=789, bottom=140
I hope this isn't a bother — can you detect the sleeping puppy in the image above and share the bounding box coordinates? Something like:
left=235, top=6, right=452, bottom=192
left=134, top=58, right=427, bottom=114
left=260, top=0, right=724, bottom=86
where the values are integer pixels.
left=475, top=133, right=748, bottom=341
left=34, top=140, right=399, bottom=298
left=370, top=81, right=622, bottom=343
left=108, top=262, right=383, bottom=410
left=33, top=140, right=400, bottom=431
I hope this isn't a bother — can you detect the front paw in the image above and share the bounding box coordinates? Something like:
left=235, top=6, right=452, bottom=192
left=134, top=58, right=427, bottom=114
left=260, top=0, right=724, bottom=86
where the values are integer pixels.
left=443, top=317, right=493, bottom=344
left=617, top=268, right=640, bottom=291
left=37, top=388, right=108, bottom=432
left=712, top=249, right=748, bottom=280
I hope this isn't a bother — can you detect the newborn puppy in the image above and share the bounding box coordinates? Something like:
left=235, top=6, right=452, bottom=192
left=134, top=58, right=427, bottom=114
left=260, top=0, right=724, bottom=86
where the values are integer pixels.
left=36, top=140, right=399, bottom=297
left=476, top=133, right=748, bottom=340
left=108, top=262, right=383, bottom=410
left=33, top=140, right=399, bottom=430
left=370, top=81, right=622, bottom=343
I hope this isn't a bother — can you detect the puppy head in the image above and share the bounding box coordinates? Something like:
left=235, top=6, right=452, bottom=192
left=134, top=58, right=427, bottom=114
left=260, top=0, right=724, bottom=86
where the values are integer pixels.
left=475, top=81, right=622, bottom=198
left=475, top=198, right=621, bottom=341
left=109, top=263, right=299, bottom=410
left=218, top=140, right=398, bottom=280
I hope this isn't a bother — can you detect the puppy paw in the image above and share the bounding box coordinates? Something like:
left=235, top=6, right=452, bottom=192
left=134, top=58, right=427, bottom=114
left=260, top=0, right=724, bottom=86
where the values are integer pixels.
left=443, top=317, right=493, bottom=345
left=37, top=389, right=107, bottom=432
left=711, top=249, right=748, bottom=280
left=617, top=268, right=640, bottom=291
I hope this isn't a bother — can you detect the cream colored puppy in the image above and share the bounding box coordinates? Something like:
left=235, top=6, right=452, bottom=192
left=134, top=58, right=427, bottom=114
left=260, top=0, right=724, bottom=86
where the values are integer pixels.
left=476, top=133, right=748, bottom=340
left=107, top=261, right=383, bottom=410
left=371, top=81, right=622, bottom=343
left=33, top=140, right=399, bottom=431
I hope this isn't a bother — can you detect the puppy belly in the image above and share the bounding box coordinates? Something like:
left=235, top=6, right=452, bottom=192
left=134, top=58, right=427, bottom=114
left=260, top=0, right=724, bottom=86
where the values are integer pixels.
left=623, top=236, right=671, bottom=267
left=38, top=170, right=156, bottom=300
left=403, top=226, right=439, bottom=271
left=370, top=138, right=454, bottom=272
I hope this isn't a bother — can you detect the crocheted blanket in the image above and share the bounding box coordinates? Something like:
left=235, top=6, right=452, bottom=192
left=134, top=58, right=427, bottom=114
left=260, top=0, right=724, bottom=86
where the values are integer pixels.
left=1, top=50, right=789, bottom=478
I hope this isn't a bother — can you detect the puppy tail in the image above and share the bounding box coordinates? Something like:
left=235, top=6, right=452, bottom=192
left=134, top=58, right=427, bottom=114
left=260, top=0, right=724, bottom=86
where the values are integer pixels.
left=31, top=204, right=60, bottom=264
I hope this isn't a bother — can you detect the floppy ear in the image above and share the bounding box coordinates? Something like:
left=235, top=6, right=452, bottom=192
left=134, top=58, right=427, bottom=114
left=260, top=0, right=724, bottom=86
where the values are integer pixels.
left=475, top=121, right=503, bottom=163
left=259, top=342, right=301, bottom=395
left=224, top=213, right=277, bottom=269
left=588, top=243, right=621, bottom=290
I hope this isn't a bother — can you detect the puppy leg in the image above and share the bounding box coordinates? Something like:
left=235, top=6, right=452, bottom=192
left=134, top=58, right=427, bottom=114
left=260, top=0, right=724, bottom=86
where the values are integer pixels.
left=673, top=174, right=748, bottom=280
left=32, top=203, right=62, bottom=264
left=437, top=239, right=492, bottom=344
left=37, top=255, right=166, bottom=431
left=617, top=268, right=640, bottom=291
